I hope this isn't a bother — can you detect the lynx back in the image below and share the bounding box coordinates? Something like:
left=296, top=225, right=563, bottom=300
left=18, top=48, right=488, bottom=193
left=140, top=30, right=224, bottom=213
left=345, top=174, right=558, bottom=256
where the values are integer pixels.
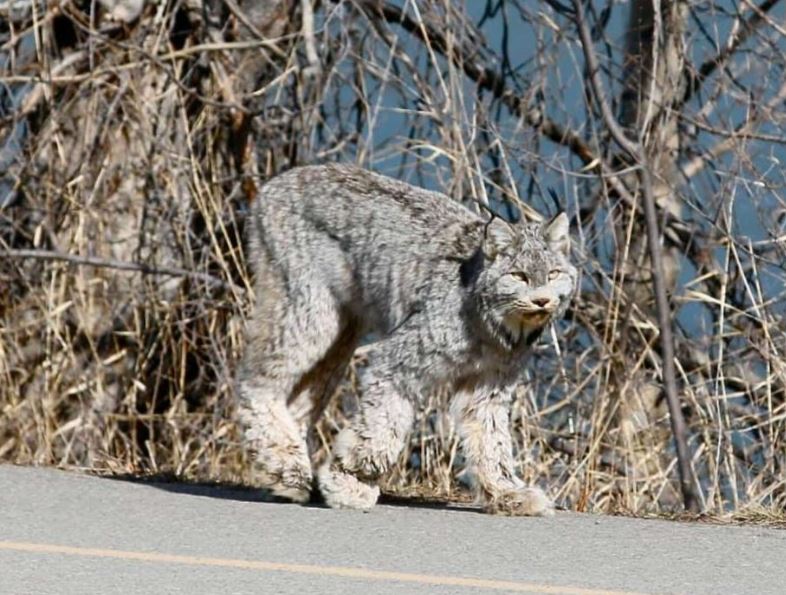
left=236, top=164, right=577, bottom=514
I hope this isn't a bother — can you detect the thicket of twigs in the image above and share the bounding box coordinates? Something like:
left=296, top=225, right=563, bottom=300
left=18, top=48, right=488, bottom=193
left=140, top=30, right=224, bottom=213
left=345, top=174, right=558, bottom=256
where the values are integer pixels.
left=1, top=0, right=784, bottom=517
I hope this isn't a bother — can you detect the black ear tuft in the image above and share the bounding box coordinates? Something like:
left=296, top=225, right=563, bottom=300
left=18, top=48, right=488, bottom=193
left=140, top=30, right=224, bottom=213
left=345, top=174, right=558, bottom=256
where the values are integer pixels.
left=547, top=187, right=562, bottom=212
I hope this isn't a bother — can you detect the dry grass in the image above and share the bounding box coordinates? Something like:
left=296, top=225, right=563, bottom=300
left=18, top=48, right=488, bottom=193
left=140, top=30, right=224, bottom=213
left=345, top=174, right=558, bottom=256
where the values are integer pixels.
left=1, top=1, right=784, bottom=517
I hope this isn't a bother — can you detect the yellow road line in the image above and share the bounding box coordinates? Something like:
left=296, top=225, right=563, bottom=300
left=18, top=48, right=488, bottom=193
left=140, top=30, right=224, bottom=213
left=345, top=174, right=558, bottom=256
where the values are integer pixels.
left=0, top=540, right=649, bottom=595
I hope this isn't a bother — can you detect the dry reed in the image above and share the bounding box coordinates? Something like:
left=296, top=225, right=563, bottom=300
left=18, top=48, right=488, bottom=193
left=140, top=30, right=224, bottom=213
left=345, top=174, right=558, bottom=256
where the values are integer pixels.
left=1, top=0, right=784, bottom=518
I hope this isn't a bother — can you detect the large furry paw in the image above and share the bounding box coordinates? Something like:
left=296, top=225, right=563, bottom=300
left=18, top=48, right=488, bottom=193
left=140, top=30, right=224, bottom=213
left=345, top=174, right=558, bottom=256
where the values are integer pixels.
left=254, top=450, right=313, bottom=504
left=317, top=464, right=380, bottom=510
left=269, top=480, right=312, bottom=504
left=484, top=487, right=555, bottom=517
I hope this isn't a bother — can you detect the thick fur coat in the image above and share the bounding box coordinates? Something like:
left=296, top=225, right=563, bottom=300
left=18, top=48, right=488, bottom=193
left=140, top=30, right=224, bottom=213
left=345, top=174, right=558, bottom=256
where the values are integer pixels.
left=237, top=164, right=577, bottom=515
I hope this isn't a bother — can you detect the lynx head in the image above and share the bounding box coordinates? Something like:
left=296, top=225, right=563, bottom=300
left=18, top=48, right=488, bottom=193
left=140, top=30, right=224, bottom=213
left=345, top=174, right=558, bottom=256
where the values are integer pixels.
left=466, top=213, right=577, bottom=349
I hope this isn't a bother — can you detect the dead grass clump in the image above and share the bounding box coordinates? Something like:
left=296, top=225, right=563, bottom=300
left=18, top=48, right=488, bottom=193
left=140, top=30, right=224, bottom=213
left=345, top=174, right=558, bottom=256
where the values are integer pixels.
left=1, top=1, right=785, bottom=516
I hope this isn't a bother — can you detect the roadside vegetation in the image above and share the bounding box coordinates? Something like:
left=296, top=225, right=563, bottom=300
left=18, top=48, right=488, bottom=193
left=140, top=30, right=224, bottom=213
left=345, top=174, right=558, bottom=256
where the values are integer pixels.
left=1, top=0, right=784, bottom=518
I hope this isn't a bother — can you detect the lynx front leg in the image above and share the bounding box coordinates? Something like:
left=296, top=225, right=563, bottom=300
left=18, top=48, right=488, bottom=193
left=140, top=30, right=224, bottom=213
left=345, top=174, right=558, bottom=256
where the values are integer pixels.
left=451, top=390, right=554, bottom=517
left=317, top=375, right=414, bottom=510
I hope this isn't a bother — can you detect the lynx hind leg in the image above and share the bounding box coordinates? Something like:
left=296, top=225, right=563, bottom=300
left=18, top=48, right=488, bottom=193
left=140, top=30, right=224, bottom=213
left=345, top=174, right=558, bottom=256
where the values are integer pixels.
left=318, top=372, right=414, bottom=510
left=238, top=276, right=344, bottom=503
left=451, top=390, right=554, bottom=517
left=288, top=320, right=361, bottom=457
left=236, top=383, right=312, bottom=503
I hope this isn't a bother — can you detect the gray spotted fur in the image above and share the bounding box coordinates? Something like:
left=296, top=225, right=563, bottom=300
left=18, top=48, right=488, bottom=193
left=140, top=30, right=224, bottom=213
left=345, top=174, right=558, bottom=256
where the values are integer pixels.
left=237, top=164, right=577, bottom=515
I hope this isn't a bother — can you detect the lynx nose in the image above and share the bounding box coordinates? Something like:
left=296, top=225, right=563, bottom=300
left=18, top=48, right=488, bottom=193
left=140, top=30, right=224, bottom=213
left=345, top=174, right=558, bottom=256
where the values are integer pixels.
left=532, top=297, right=553, bottom=309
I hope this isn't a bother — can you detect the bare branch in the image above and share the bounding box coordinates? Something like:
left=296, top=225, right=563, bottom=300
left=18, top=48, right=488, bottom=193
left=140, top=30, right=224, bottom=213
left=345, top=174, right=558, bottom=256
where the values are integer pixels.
left=682, top=0, right=782, bottom=106
left=300, top=0, right=321, bottom=76
left=352, top=0, right=598, bottom=165
left=572, top=0, right=700, bottom=512
left=2, top=249, right=239, bottom=291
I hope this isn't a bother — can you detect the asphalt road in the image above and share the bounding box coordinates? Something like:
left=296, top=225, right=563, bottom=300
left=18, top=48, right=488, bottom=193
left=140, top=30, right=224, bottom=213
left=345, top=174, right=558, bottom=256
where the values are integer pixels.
left=0, top=465, right=783, bottom=595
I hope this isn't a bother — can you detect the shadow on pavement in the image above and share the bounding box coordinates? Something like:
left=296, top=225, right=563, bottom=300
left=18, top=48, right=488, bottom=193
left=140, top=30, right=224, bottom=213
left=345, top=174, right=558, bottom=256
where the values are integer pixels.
left=102, top=473, right=286, bottom=504
left=100, top=473, right=482, bottom=513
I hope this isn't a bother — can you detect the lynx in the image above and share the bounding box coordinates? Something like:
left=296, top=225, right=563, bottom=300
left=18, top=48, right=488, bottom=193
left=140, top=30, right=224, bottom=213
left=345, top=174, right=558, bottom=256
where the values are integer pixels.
left=237, top=164, right=577, bottom=515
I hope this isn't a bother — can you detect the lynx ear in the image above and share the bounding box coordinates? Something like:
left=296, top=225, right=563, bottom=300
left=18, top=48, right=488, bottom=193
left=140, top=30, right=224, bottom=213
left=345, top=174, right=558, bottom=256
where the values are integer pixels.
left=544, top=212, right=570, bottom=256
left=483, top=217, right=514, bottom=260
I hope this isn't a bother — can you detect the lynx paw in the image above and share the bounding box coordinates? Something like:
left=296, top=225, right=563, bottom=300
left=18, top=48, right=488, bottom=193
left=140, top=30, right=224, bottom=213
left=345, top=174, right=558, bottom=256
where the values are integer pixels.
left=254, top=450, right=313, bottom=503
left=269, top=480, right=312, bottom=504
left=484, top=487, right=555, bottom=517
left=317, top=464, right=380, bottom=510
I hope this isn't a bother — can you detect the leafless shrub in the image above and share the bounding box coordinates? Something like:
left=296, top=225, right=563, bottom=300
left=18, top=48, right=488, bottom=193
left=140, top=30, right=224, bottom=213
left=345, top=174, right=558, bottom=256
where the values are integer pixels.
left=1, top=0, right=784, bottom=516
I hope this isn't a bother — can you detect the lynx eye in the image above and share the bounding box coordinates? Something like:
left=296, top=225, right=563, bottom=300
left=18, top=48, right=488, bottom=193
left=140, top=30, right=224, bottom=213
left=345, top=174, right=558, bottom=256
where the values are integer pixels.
left=548, top=269, right=562, bottom=281
left=511, top=272, right=530, bottom=284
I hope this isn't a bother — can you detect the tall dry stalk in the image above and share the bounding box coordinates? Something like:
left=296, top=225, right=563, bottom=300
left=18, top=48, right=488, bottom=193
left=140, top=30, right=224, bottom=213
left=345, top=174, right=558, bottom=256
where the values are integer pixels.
left=1, top=0, right=784, bottom=516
